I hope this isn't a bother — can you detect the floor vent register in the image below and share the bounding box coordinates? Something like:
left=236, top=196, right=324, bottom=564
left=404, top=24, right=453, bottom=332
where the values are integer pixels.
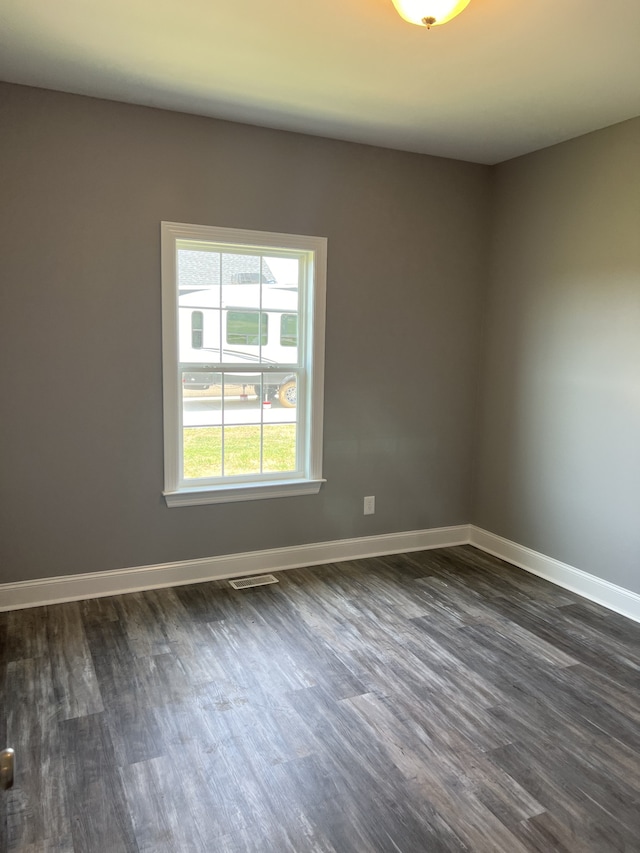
left=229, top=574, right=279, bottom=590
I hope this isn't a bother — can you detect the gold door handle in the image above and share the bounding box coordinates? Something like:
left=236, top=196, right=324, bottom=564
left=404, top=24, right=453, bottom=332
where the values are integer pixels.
left=1, top=749, right=14, bottom=790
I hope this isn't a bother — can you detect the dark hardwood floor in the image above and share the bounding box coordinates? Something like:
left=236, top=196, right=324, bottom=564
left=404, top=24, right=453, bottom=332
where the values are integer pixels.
left=2, top=545, right=640, bottom=852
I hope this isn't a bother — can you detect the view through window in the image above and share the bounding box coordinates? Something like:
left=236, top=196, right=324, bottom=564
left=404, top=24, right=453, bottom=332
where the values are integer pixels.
left=161, top=223, right=326, bottom=505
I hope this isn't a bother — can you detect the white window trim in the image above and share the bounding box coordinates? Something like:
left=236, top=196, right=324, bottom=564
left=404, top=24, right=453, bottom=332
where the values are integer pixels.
left=161, top=222, right=327, bottom=507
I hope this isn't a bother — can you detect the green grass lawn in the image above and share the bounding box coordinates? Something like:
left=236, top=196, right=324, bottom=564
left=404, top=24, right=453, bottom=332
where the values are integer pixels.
left=183, top=424, right=297, bottom=478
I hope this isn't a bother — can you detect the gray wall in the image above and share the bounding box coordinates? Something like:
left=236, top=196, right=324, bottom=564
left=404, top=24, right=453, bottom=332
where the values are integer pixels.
left=474, top=118, right=640, bottom=594
left=0, top=83, right=490, bottom=584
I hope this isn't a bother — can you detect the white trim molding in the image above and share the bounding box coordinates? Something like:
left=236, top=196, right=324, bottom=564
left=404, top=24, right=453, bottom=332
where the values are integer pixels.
left=4, top=524, right=639, bottom=622
left=0, top=525, right=470, bottom=611
left=470, top=526, right=640, bottom=624
left=164, top=478, right=325, bottom=507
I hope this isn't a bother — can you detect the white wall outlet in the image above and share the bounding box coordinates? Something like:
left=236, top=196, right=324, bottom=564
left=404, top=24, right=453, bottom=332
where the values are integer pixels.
left=364, top=495, right=375, bottom=515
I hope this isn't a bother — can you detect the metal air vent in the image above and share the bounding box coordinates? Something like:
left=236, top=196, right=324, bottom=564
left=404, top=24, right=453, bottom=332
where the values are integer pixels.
left=229, top=574, right=279, bottom=590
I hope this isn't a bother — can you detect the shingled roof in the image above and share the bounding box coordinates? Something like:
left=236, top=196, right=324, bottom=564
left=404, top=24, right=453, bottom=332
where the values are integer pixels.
left=178, top=249, right=276, bottom=289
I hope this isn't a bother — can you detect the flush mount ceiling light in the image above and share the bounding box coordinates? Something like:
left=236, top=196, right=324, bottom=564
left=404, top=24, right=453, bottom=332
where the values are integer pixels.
left=391, top=0, right=471, bottom=28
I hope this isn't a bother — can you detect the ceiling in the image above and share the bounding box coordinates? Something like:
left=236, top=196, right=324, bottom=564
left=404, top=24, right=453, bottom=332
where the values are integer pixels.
left=1, top=0, right=639, bottom=164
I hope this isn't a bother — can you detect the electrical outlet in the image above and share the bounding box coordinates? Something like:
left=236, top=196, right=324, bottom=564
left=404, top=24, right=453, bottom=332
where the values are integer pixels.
left=364, top=495, right=375, bottom=515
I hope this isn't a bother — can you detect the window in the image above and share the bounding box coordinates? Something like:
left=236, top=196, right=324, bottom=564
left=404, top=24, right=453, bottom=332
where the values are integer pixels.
left=161, top=222, right=327, bottom=506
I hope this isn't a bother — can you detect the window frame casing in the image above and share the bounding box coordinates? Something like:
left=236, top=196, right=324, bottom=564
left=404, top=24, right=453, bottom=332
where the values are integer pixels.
left=161, top=222, right=327, bottom=507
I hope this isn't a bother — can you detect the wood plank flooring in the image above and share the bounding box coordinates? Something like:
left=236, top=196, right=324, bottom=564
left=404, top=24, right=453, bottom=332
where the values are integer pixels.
left=1, top=545, right=639, bottom=852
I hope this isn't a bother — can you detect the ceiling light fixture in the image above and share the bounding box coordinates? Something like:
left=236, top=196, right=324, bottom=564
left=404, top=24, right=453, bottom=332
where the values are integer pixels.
left=391, top=0, right=471, bottom=29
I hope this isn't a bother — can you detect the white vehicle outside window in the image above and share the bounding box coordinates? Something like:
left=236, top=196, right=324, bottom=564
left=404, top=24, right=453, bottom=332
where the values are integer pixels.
left=161, top=222, right=327, bottom=506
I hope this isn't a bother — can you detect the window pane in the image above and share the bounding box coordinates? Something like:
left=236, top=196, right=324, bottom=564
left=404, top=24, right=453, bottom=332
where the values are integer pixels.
left=221, top=253, right=276, bottom=286
left=177, top=248, right=221, bottom=291
left=222, top=373, right=261, bottom=425
left=276, top=376, right=297, bottom=408
left=180, top=304, right=221, bottom=364
left=181, top=368, right=222, bottom=398
left=223, top=425, right=261, bottom=476
left=262, top=424, right=297, bottom=473
left=183, top=427, right=222, bottom=479
left=226, top=311, right=267, bottom=346
left=280, top=314, right=297, bottom=347
left=263, top=256, right=299, bottom=292
left=191, top=311, right=204, bottom=349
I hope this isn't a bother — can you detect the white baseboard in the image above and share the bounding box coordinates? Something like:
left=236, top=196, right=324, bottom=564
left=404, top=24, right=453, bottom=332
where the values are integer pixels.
left=5, top=524, right=639, bottom=623
left=0, top=524, right=471, bottom=611
left=469, top=526, right=640, bottom=624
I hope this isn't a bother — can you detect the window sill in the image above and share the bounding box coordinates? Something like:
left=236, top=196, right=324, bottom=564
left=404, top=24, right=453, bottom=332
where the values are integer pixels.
left=163, top=478, right=325, bottom=507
